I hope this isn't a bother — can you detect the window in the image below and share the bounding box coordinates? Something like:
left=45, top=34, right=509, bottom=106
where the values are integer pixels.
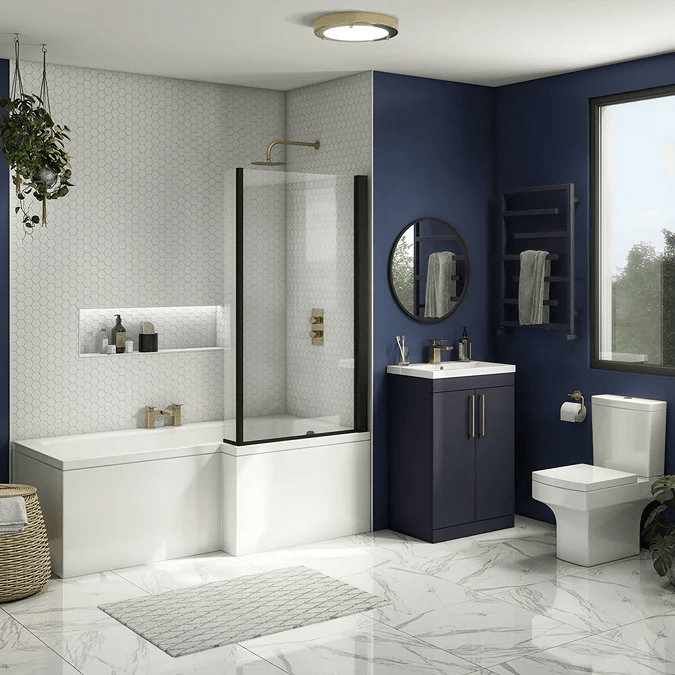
left=591, top=85, right=675, bottom=375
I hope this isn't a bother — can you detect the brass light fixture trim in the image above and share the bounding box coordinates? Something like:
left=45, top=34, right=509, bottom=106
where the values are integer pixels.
left=313, top=12, right=398, bottom=42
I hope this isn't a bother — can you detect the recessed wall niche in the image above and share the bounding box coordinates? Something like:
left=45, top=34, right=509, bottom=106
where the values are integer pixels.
left=79, top=306, right=229, bottom=356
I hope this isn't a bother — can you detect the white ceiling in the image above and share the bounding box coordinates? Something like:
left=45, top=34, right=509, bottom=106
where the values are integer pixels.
left=2, top=0, right=675, bottom=91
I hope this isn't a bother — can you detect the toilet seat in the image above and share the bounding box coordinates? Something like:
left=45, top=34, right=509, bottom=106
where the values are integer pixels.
left=532, top=463, right=637, bottom=492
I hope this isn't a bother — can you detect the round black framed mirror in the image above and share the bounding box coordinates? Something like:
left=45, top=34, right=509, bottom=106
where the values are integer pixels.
left=388, top=217, right=470, bottom=322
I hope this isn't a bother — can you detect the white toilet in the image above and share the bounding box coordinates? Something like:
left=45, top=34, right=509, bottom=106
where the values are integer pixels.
left=532, top=394, right=666, bottom=566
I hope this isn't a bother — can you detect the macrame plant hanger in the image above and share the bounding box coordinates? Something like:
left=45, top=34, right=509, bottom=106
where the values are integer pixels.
left=11, top=37, right=57, bottom=224
left=39, top=44, right=51, bottom=114
left=38, top=44, right=51, bottom=223
left=11, top=34, right=24, bottom=100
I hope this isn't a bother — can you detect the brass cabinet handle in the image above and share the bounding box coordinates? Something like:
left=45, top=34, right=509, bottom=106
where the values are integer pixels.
left=479, top=393, right=485, bottom=437
left=469, top=395, right=475, bottom=439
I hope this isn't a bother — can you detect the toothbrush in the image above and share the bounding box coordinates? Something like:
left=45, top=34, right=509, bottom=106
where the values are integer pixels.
left=396, top=336, right=404, bottom=363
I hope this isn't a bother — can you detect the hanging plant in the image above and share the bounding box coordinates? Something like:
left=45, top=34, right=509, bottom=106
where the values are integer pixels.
left=0, top=38, right=72, bottom=231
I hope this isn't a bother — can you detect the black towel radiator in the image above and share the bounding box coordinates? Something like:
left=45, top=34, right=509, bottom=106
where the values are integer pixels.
left=498, top=183, right=579, bottom=340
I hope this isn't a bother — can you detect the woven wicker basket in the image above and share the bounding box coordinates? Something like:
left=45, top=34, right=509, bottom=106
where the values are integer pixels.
left=0, top=484, right=51, bottom=603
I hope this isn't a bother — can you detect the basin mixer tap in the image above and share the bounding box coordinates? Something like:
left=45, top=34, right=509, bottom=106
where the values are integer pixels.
left=429, top=339, right=454, bottom=364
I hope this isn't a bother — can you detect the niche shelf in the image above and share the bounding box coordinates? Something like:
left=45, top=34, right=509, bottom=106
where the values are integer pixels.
left=498, top=183, right=579, bottom=340
left=78, top=305, right=230, bottom=356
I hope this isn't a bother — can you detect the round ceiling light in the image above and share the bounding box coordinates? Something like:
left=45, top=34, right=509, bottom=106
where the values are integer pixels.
left=313, top=12, right=399, bottom=42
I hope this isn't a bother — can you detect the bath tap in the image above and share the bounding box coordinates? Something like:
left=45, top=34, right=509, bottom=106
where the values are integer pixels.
left=145, top=404, right=182, bottom=428
left=429, top=339, right=453, bottom=364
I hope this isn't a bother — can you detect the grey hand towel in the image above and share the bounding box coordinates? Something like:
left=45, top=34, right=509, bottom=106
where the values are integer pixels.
left=424, top=251, right=456, bottom=318
left=0, top=496, right=28, bottom=534
left=518, top=250, right=550, bottom=325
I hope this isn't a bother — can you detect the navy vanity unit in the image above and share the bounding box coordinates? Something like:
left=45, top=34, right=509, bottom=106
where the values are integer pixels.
left=387, top=362, right=515, bottom=543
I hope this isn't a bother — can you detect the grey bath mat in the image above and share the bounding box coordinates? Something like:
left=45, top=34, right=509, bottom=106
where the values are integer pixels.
left=99, top=566, right=389, bottom=657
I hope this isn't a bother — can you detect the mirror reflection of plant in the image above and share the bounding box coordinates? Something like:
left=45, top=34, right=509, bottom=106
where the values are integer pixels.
left=391, top=234, right=415, bottom=311
left=642, top=474, right=675, bottom=584
left=0, top=93, right=72, bottom=232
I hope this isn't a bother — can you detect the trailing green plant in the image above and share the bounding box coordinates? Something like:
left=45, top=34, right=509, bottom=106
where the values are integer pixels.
left=642, top=474, right=675, bottom=584
left=0, top=93, right=72, bottom=231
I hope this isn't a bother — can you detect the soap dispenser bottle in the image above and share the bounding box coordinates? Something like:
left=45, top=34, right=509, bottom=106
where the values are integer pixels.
left=111, top=314, right=127, bottom=353
left=458, top=327, right=472, bottom=361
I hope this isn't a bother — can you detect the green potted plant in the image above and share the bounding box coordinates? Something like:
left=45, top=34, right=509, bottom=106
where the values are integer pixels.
left=642, top=475, right=675, bottom=584
left=0, top=92, right=72, bottom=230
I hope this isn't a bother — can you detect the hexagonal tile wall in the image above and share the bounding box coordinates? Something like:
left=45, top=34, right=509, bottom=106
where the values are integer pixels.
left=10, top=61, right=284, bottom=439
left=285, top=73, right=372, bottom=427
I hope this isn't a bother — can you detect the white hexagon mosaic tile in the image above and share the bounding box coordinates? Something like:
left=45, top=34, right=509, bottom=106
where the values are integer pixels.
left=10, top=60, right=284, bottom=438
left=284, top=73, right=372, bottom=427
left=9, top=62, right=371, bottom=440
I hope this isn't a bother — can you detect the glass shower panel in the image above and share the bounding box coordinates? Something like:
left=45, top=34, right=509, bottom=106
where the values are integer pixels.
left=241, top=169, right=355, bottom=443
left=223, top=169, right=237, bottom=445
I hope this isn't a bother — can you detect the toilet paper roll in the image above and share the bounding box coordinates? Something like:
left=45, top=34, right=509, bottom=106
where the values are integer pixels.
left=560, top=401, right=583, bottom=422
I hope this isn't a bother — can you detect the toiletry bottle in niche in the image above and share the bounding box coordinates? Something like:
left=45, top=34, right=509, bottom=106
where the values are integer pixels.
left=111, top=315, right=127, bottom=353
left=459, top=326, right=471, bottom=361
left=100, top=328, right=108, bottom=354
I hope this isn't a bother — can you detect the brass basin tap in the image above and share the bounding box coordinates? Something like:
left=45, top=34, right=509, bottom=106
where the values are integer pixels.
left=429, top=339, right=454, bottom=364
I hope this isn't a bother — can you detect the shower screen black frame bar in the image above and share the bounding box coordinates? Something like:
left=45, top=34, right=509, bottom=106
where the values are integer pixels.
left=229, top=169, right=369, bottom=446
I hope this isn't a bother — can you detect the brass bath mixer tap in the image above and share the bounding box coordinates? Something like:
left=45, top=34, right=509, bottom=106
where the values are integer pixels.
left=145, top=404, right=182, bottom=428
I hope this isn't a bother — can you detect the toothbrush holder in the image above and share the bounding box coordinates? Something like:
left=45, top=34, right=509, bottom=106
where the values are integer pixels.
left=398, top=346, right=410, bottom=366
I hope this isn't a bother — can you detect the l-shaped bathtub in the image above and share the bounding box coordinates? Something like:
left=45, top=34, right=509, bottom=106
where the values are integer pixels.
left=12, top=417, right=371, bottom=578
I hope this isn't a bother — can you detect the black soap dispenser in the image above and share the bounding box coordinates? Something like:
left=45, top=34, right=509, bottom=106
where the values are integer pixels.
left=459, top=326, right=472, bottom=361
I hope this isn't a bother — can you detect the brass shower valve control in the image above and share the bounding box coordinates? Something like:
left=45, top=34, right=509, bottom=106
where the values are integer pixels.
left=310, top=308, right=324, bottom=346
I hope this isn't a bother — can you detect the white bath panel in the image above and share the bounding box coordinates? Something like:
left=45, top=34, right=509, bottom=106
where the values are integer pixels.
left=12, top=419, right=371, bottom=577
left=222, top=434, right=371, bottom=556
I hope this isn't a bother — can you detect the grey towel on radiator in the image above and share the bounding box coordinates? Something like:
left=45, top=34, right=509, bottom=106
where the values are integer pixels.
left=518, top=250, right=550, bottom=325
left=0, top=496, right=27, bottom=534
left=424, top=251, right=456, bottom=318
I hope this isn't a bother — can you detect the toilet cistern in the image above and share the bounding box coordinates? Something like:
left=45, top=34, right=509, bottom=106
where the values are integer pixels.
left=429, top=338, right=453, bottom=364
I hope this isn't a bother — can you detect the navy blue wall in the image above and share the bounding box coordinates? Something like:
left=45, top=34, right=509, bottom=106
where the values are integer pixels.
left=494, top=52, right=675, bottom=521
left=372, top=72, right=495, bottom=529
left=0, top=60, right=8, bottom=483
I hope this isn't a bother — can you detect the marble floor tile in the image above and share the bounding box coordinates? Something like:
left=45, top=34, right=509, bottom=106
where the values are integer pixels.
left=113, top=550, right=265, bottom=594
left=0, top=608, right=81, bottom=674
left=11, top=605, right=288, bottom=675
left=242, top=613, right=479, bottom=674
left=601, top=612, right=675, bottom=666
left=239, top=535, right=397, bottom=579
left=422, top=535, right=579, bottom=591
left=4, top=518, right=674, bottom=675
left=375, top=592, right=589, bottom=668
left=1, top=571, right=149, bottom=627
left=466, top=516, right=555, bottom=544
left=488, top=634, right=674, bottom=674
left=492, top=556, right=675, bottom=633
left=343, top=563, right=484, bottom=618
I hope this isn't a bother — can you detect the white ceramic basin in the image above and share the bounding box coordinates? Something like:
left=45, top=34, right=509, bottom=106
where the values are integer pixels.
left=387, top=361, right=516, bottom=379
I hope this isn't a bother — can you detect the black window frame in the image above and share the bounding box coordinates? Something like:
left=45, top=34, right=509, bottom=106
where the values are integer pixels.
left=590, top=83, right=675, bottom=376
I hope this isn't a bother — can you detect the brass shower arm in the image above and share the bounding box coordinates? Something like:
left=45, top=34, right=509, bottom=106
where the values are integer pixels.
left=265, top=139, right=320, bottom=162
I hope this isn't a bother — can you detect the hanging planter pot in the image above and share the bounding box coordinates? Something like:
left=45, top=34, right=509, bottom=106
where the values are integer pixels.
left=0, top=38, right=72, bottom=231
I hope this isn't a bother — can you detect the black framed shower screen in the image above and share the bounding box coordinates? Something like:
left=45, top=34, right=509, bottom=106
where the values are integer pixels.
left=223, top=168, right=368, bottom=446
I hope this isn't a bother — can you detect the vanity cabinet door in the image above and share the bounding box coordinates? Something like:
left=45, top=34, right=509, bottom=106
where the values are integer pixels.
left=387, top=372, right=514, bottom=543
left=474, top=386, right=514, bottom=521
left=432, top=389, right=475, bottom=529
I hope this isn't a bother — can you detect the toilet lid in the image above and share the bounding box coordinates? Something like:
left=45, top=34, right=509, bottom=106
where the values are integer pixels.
left=532, top=463, right=637, bottom=491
